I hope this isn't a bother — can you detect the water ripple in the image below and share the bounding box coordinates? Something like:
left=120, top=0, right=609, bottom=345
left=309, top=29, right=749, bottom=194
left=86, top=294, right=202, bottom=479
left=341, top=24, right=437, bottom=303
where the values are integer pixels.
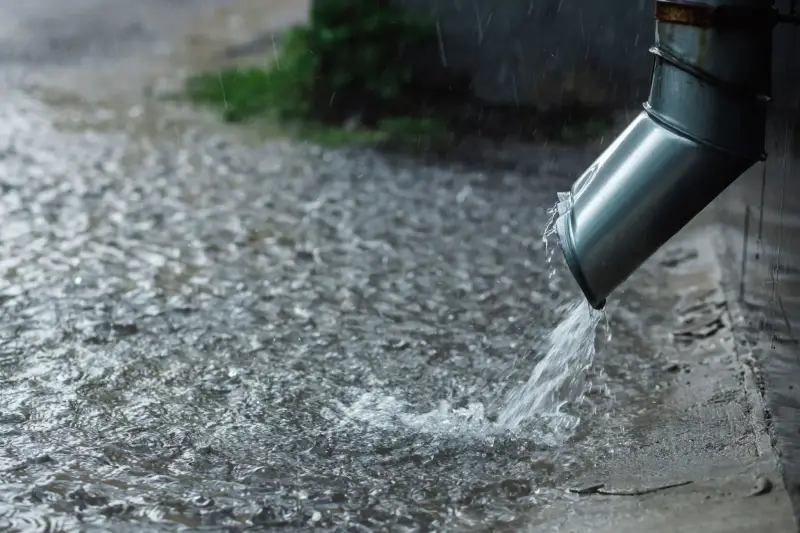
left=0, top=86, right=677, bottom=531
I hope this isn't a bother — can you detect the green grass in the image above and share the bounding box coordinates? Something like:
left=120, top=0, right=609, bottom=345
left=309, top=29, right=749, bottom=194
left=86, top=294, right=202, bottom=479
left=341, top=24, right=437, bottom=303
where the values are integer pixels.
left=185, top=68, right=279, bottom=123
left=184, top=28, right=315, bottom=124
left=182, top=0, right=450, bottom=150
left=182, top=1, right=609, bottom=150
left=184, top=52, right=451, bottom=148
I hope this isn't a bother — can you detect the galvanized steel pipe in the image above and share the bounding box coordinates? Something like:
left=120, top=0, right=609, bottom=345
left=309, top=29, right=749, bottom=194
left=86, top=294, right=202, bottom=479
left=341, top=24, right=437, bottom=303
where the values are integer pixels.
left=555, top=0, right=775, bottom=309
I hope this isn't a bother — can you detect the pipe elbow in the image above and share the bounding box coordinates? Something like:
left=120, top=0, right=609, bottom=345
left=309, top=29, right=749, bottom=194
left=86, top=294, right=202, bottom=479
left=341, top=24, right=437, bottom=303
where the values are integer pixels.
left=555, top=0, right=773, bottom=308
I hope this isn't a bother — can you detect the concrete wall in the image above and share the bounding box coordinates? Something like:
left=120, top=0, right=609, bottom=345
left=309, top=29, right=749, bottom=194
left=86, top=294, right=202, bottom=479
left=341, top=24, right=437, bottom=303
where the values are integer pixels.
left=716, top=0, right=800, bottom=518
left=724, top=3, right=800, bottom=355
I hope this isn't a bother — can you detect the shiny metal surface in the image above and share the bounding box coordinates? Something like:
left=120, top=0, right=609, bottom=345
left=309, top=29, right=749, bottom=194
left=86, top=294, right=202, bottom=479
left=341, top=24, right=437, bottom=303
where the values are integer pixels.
left=557, top=112, right=752, bottom=309
left=555, top=0, right=773, bottom=309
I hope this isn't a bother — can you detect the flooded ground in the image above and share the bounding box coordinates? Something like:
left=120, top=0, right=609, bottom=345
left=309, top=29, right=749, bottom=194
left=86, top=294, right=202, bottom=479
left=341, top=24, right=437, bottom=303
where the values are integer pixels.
left=0, top=1, right=762, bottom=531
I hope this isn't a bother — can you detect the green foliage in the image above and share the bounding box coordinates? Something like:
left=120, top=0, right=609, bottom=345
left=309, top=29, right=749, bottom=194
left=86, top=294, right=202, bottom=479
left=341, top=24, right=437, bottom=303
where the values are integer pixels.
left=184, top=0, right=436, bottom=128
left=184, top=27, right=315, bottom=123
left=308, top=0, right=435, bottom=106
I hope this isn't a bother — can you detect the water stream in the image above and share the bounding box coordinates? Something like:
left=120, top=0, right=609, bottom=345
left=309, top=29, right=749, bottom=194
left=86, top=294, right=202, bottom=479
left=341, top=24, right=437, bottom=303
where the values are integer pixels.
left=337, top=201, right=604, bottom=444
left=495, top=300, right=602, bottom=437
left=493, top=198, right=602, bottom=434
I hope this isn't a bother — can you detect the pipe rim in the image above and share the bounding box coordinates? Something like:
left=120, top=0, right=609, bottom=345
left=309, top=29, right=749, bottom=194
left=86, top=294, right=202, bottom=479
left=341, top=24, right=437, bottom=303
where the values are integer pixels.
left=555, top=211, right=606, bottom=310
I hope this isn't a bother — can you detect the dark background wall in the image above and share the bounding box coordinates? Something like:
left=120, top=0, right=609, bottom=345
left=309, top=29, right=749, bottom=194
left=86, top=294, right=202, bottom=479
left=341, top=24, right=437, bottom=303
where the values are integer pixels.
left=396, top=0, right=798, bottom=111
left=399, top=0, right=653, bottom=109
left=726, top=0, right=800, bottom=334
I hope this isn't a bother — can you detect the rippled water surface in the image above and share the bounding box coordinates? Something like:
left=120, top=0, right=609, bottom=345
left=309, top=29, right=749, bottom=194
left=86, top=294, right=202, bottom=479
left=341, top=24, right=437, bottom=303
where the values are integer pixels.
left=0, top=75, right=680, bottom=531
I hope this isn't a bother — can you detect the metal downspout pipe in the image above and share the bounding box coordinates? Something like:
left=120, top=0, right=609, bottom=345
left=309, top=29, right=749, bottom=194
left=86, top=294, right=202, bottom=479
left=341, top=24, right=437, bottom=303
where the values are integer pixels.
left=554, top=0, right=775, bottom=309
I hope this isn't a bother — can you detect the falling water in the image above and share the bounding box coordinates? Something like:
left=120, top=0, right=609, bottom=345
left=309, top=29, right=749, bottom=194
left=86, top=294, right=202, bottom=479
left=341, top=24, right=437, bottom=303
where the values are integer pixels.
left=496, top=199, right=603, bottom=439
left=542, top=201, right=561, bottom=288
left=496, top=300, right=601, bottom=435
left=338, top=200, right=606, bottom=441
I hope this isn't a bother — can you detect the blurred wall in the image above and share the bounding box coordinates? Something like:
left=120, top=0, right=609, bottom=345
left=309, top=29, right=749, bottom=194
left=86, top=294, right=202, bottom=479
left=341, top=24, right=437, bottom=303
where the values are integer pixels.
left=399, top=0, right=654, bottom=109
left=394, top=0, right=800, bottom=111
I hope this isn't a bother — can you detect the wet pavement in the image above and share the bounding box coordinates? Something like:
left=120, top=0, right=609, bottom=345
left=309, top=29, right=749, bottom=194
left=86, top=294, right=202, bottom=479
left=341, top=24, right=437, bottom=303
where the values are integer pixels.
left=0, top=85, right=677, bottom=532
left=0, top=1, right=791, bottom=532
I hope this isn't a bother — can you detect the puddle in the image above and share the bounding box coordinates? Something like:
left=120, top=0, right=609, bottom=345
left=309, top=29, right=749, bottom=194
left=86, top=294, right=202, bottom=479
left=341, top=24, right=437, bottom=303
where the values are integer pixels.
left=0, top=3, right=695, bottom=530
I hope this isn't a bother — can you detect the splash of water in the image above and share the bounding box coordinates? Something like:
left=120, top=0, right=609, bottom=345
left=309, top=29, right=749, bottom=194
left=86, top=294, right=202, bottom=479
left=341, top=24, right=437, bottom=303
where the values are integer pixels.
left=495, top=300, right=601, bottom=437
left=337, top=199, right=605, bottom=442
left=335, top=392, right=491, bottom=437
left=338, top=299, right=602, bottom=442
left=542, top=202, right=561, bottom=287
left=495, top=197, right=604, bottom=439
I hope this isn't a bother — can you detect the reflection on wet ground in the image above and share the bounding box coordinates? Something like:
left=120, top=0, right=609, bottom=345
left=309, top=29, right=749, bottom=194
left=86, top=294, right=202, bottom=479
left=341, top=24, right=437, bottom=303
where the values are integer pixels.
left=0, top=1, right=696, bottom=531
